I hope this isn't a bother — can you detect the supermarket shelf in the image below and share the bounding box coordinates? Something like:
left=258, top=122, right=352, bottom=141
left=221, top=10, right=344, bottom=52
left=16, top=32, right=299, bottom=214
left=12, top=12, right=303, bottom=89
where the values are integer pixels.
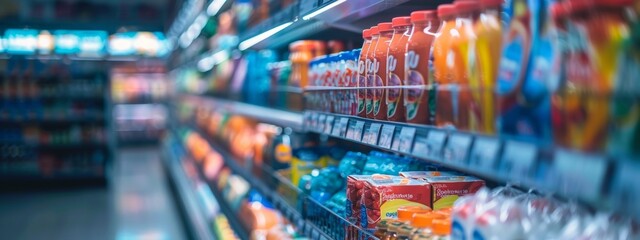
left=162, top=138, right=218, bottom=240
left=0, top=116, right=105, bottom=124
left=181, top=94, right=304, bottom=131
left=187, top=124, right=375, bottom=240
left=303, top=111, right=640, bottom=215
left=0, top=141, right=107, bottom=150
left=239, top=0, right=446, bottom=49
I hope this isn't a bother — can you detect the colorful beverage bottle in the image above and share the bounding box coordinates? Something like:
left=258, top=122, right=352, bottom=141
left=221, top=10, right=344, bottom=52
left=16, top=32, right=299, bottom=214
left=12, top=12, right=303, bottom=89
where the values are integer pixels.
left=496, top=0, right=534, bottom=139
left=471, top=0, right=503, bottom=134
left=358, top=29, right=373, bottom=117
left=373, top=22, right=393, bottom=120
left=348, top=49, right=361, bottom=115
left=432, top=4, right=459, bottom=128
left=387, top=16, right=412, bottom=122
left=367, top=26, right=380, bottom=119
left=405, top=10, right=440, bottom=125
left=609, top=0, right=640, bottom=156
left=550, top=2, right=571, bottom=147
left=434, top=1, right=476, bottom=130
left=563, top=0, right=609, bottom=151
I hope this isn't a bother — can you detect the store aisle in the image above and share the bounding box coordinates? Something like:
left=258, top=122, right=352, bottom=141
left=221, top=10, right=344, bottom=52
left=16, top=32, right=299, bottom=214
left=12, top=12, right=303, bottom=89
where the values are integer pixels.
left=0, top=147, right=187, bottom=240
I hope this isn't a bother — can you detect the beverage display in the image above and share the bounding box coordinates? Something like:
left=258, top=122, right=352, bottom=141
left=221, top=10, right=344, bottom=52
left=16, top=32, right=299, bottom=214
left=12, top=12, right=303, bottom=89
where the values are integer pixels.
left=405, top=10, right=439, bottom=125
left=386, top=16, right=411, bottom=122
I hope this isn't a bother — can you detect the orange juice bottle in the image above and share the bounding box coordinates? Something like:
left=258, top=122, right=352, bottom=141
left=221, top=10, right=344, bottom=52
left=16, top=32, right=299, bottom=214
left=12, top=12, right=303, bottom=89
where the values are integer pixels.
left=358, top=28, right=373, bottom=118
left=373, top=22, right=393, bottom=120
left=471, top=0, right=503, bottom=134
left=367, top=26, right=380, bottom=119
left=433, top=4, right=459, bottom=128
left=405, top=10, right=440, bottom=125
left=386, top=16, right=412, bottom=122
left=563, top=0, right=610, bottom=151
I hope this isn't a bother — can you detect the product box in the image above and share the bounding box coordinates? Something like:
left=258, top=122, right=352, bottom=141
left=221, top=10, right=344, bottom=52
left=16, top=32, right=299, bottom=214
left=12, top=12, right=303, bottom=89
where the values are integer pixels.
left=346, top=175, right=374, bottom=224
left=425, top=176, right=485, bottom=210
left=399, top=171, right=457, bottom=179
left=361, top=175, right=432, bottom=230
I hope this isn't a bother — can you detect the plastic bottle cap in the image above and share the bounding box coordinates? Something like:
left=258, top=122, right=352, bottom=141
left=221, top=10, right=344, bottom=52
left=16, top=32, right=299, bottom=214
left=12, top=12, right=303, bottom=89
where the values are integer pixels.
left=437, top=4, right=458, bottom=18
left=398, top=206, right=432, bottom=222
left=392, top=16, right=412, bottom=27
left=377, top=22, right=393, bottom=32
left=363, top=29, right=372, bottom=39
left=410, top=10, right=438, bottom=23
left=480, top=0, right=502, bottom=8
left=455, top=0, right=481, bottom=14
left=432, top=218, right=452, bottom=235
left=412, top=212, right=446, bottom=228
left=370, top=26, right=380, bottom=35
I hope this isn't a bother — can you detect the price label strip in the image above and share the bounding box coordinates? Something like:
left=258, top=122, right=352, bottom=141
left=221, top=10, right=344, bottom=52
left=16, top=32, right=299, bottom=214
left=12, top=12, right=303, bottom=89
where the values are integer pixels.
left=363, top=123, right=382, bottom=145
left=352, top=120, right=365, bottom=141
left=444, top=133, right=473, bottom=165
left=346, top=120, right=356, bottom=139
left=396, top=127, right=416, bottom=154
left=422, top=130, right=447, bottom=159
left=391, top=128, right=402, bottom=151
left=332, top=117, right=343, bottom=136
left=317, top=114, right=326, bottom=134
left=378, top=124, right=396, bottom=149
left=610, top=161, right=640, bottom=217
left=469, top=137, right=501, bottom=171
left=339, top=117, right=349, bottom=137
left=552, top=150, right=608, bottom=203
left=324, top=115, right=335, bottom=134
left=499, top=141, right=537, bottom=183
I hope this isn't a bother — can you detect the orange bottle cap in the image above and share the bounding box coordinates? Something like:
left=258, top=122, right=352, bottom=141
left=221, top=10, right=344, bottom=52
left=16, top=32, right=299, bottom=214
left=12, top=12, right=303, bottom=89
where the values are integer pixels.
left=363, top=29, right=372, bottom=39
left=412, top=212, right=446, bottom=228
left=410, top=10, right=438, bottom=23
left=432, top=218, right=452, bottom=235
left=397, top=206, right=432, bottom=222
left=392, top=16, right=412, bottom=27
left=370, top=26, right=380, bottom=35
left=455, top=0, right=480, bottom=14
left=377, top=22, right=393, bottom=32
left=437, top=4, right=458, bottom=18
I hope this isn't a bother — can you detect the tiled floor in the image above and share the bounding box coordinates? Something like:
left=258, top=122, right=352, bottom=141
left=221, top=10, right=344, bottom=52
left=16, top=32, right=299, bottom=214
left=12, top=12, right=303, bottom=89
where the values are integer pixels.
left=0, top=147, right=187, bottom=240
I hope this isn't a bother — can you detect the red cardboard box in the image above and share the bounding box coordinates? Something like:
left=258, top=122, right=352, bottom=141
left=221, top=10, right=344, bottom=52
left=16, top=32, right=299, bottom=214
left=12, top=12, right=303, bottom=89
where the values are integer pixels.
left=361, top=175, right=431, bottom=230
left=346, top=175, right=375, bottom=225
left=399, top=171, right=456, bottom=179
left=425, top=176, right=485, bottom=210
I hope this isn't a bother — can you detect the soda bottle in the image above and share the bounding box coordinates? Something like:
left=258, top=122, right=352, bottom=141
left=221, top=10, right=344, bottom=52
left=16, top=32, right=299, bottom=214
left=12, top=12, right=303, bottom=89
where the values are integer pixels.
left=387, top=16, right=412, bottom=122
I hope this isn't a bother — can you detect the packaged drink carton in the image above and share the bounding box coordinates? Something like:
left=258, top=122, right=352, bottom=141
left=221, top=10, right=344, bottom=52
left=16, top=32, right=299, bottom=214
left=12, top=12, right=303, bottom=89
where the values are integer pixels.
left=361, top=175, right=432, bottom=231
left=346, top=175, right=375, bottom=225
left=425, top=176, right=485, bottom=210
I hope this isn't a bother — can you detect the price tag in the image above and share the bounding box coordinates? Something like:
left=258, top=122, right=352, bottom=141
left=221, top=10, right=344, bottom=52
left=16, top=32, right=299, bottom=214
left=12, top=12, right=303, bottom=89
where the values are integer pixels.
left=317, top=114, right=326, bottom=133
left=469, top=137, right=501, bottom=171
left=332, top=117, right=343, bottom=136
left=610, top=161, right=640, bottom=218
left=396, top=127, right=416, bottom=154
left=443, top=133, right=473, bottom=165
left=352, top=120, right=365, bottom=141
left=412, top=135, right=429, bottom=158
left=324, top=115, right=335, bottom=134
left=499, top=141, right=537, bottom=182
left=364, top=123, right=382, bottom=145
left=340, top=117, right=349, bottom=137
left=346, top=121, right=355, bottom=139
left=391, top=128, right=402, bottom=151
left=424, top=130, right=447, bottom=159
left=552, top=150, right=607, bottom=203
left=378, top=124, right=395, bottom=149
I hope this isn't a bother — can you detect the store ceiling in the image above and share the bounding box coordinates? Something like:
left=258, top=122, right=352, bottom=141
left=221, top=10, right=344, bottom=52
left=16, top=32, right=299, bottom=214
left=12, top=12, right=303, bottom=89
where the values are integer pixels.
left=0, top=0, right=183, bottom=33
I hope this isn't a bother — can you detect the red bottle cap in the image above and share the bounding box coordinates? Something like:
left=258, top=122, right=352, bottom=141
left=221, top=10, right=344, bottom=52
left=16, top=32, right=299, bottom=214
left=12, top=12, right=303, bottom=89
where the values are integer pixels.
left=479, top=0, right=502, bottom=8
left=410, top=10, right=438, bottom=23
left=377, top=22, right=393, bottom=32
left=363, top=29, right=372, bottom=39
left=455, top=0, right=481, bottom=14
left=438, top=4, right=458, bottom=18
left=392, top=16, right=412, bottom=27
left=370, top=26, right=380, bottom=35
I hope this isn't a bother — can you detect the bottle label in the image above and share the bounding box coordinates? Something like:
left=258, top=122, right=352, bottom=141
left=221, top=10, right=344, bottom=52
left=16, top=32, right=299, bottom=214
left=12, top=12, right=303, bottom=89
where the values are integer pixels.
left=372, top=58, right=382, bottom=115
left=366, top=59, right=374, bottom=114
left=386, top=55, right=401, bottom=118
left=358, top=59, right=366, bottom=114
left=452, top=220, right=467, bottom=240
left=404, top=51, right=424, bottom=121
